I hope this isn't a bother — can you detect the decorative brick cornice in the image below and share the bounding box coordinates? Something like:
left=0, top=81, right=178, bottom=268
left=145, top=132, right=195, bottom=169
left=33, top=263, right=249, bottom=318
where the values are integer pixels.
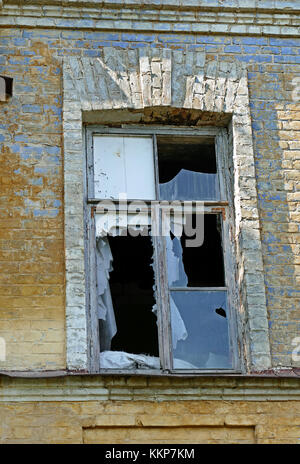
left=1, top=374, right=300, bottom=402
left=2, top=0, right=300, bottom=13
left=0, top=1, right=299, bottom=37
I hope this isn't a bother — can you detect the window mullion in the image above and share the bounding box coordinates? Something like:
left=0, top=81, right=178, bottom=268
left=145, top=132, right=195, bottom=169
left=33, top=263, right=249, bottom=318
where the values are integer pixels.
left=88, top=205, right=101, bottom=373
left=86, top=129, right=95, bottom=200
left=153, top=134, right=160, bottom=201
left=152, top=204, right=173, bottom=371
left=215, top=128, right=227, bottom=202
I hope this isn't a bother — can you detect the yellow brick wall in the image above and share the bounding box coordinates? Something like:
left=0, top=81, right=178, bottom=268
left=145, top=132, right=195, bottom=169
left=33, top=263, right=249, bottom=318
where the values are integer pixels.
left=0, top=22, right=300, bottom=370
left=0, top=37, right=66, bottom=370
left=0, top=3, right=300, bottom=445
left=0, top=400, right=299, bottom=444
left=1, top=26, right=300, bottom=370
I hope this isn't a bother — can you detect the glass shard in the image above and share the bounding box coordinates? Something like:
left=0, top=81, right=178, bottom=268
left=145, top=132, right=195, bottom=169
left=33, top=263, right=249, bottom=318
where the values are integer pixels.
left=170, top=290, right=231, bottom=369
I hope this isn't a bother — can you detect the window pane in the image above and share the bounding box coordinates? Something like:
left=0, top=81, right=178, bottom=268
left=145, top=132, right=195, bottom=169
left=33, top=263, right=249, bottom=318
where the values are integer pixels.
left=98, top=229, right=160, bottom=370
left=157, top=136, right=219, bottom=201
left=93, top=135, right=156, bottom=200
left=170, top=291, right=231, bottom=369
left=166, top=214, right=225, bottom=287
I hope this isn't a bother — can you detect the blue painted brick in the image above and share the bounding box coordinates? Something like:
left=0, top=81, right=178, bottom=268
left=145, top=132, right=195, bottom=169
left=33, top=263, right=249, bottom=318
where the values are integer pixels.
left=270, top=38, right=300, bottom=46
left=262, top=46, right=281, bottom=54
left=21, top=50, right=36, bottom=56
left=34, top=167, right=49, bottom=174
left=57, top=49, right=81, bottom=56
left=45, top=146, right=60, bottom=155
left=83, top=49, right=101, bottom=57
left=61, top=31, right=83, bottom=39
left=204, top=45, right=219, bottom=52
left=252, top=121, right=263, bottom=131
left=274, top=56, right=300, bottom=63
left=23, top=31, right=33, bottom=39
left=196, top=36, right=229, bottom=44
left=130, top=43, right=148, bottom=49
left=121, top=33, right=156, bottom=42
left=111, top=42, right=130, bottom=49
left=242, top=37, right=268, bottom=45
left=0, top=48, right=15, bottom=55
left=158, top=34, right=194, bottom=44
left=9, top=57, right=30, bottom=65
left=236, top=55, right=272, bottom=63
left=90, top=42, right=110, bottom=49
left=22, top=105, right=42, bottom=113
left=224, top=45, right=242, bottom=53
left=243, top=46, right=259, bottom=54
left=83, top=32, right=119, bottom=41
left=14, top=135, right=28, bottom=142
left=32, top=178, right=43, bottom=186
left=33, top=209, right=49, bottom=217
left=281, top=47, right=298, bottom=55
left=233, top=37, right=268, bottom=46
left=23, top=146, right=43, bottom=155
left=13, top=38, right=27, bottom=46
left=11, top=144, right=21, bottom=153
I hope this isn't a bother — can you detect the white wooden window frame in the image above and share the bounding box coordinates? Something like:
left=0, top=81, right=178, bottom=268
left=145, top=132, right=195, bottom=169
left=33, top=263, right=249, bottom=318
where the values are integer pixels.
left=85, top=125, right=240, bottom=375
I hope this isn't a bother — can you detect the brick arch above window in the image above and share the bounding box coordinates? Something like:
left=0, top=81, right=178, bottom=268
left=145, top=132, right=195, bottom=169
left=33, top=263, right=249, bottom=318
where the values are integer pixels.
left=62, top=48, right=271, bottom=372
left=64, top=48, right=248, bottom=112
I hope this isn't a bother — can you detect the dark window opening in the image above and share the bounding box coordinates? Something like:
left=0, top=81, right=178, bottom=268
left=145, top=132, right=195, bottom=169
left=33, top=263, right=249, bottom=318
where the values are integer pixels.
left=0, top=75, right=13, bottom=100
left=168, top=214, right=225, bottom=287
left=157, top=136, right=219, bottom=200
left=107, top=234, right=159, bottom=357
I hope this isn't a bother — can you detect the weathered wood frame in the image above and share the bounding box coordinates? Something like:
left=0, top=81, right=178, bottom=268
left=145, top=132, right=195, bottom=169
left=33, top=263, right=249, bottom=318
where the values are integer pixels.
left=85, top=125, right=240, bottom=374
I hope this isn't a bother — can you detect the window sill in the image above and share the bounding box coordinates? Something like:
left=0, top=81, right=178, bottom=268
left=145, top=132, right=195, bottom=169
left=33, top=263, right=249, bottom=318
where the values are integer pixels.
left=2, top=368, right=300, bottom=379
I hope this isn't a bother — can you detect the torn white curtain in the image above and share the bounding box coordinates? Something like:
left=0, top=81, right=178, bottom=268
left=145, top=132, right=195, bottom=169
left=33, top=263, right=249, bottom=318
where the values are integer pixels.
left=96, top=237, right=117, bottom=351
left=100, top=351, right=197, bottom=370
left=95, top=210, right=151, bottom=237
left=151, top=235, right=187, bottom=350
left=95, top=212, right=188, bottom=351
left=166, top=235, right=188, bottom=287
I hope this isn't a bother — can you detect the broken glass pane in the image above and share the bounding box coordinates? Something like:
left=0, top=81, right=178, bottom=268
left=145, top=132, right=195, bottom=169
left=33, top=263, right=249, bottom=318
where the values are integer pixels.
left=166, top=214, right=225, bottom=287
left=96, top=237, right=117, bottom=351
left=170, top=290, right=231, bottom=369
left=157, top=136, right=219, bottom=201
left=106, top=233, right=159, bottom=360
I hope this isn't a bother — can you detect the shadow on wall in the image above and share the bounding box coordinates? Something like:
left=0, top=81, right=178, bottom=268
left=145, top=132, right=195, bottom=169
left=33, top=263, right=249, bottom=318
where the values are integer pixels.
left=82, top=106, right=232, bottom=126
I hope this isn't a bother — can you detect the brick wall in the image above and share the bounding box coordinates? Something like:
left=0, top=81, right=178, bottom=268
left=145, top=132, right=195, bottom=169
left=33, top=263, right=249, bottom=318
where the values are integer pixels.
left=0, top=399, right=300, bottom=444
left=1, top=25, right=299, bottom=370
left=0, top=0, right=300, bottom=444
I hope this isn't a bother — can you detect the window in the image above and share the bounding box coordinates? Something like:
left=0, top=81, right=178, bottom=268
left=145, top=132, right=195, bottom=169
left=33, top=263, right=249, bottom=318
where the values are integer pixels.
left=86, top=126, right=239, bottom=373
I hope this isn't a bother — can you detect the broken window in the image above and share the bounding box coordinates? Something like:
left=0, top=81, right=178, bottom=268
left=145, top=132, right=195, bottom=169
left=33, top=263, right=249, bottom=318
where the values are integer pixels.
left=86, top=127, right=236, bottom=372
left=158, top=136, right=219, bottom=201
